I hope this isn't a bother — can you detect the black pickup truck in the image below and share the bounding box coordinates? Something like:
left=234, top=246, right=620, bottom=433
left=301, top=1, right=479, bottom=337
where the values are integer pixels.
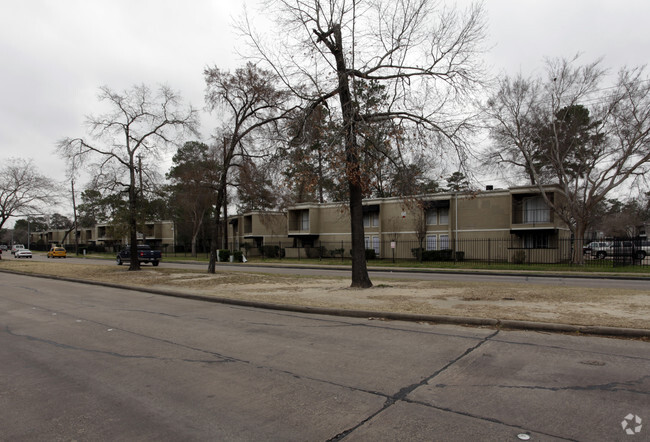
left=116, top=245, right=162, bottom=266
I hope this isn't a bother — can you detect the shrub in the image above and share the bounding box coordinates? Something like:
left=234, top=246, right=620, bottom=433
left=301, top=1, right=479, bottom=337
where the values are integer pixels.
left=218, top=249, right=230, bottom=262
left=259, top=245, right=281, bottom=258
left=511, top=250, right=526, bottom=264
left=232, top=250, right=243, bottom=262
left=411, top=247, right=424, bottom=260
left=412, top=248, right=462, bottom=262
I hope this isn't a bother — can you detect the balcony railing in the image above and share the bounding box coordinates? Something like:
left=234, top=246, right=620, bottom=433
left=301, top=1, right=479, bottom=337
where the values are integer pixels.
left=512, top=208, right=552, bottom=224
left=288, top=220, right=310, bottom=232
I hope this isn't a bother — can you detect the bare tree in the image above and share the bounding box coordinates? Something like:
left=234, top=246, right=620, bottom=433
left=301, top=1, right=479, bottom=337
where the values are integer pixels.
left=485, top=57, right=650, bottom=264
left=0, top=158, right=56, bottom=231
left=242, top=0, right=487, bottom=287
left=57, top=84, right=198, bottom=270
left=203, top=62, right=291, bottom=273
left=62, top=155, right=82, bottom=255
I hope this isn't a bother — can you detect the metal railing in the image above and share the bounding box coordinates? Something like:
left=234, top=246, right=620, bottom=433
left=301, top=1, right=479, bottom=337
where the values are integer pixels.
left=228, top=238, right=648, bottom=269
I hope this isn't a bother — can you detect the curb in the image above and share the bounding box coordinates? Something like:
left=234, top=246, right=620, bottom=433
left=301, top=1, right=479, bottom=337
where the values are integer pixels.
left=2, top=268, right=649, bottom=339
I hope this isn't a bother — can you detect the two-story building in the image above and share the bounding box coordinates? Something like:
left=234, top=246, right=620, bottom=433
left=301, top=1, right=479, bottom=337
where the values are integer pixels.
left=31, top=220, right=175, bottom=251
left=230, top=185, right=572, bottom=263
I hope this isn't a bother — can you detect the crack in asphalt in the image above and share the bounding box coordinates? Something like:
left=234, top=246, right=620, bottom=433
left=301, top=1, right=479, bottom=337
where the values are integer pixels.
left=326, top=330, right=500, bottom=441
left=488, top=336, right=650, bottom=362
left=114, top=308, right=181, bottom=318
left=4, top=325, right=237, bottom=364
left=433, top=375, right=650, bottom=396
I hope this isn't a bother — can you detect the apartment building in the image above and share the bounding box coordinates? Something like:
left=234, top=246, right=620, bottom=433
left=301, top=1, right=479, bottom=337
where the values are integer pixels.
left=231, top=185, right=572, bottom=263
left=227, top=211, right=288, bottom=256
left=31, top=220, right=175, bottom=251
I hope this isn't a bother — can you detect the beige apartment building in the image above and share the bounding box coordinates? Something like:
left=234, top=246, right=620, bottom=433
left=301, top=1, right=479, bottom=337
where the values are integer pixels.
left=231, top=185, right=573, bottom=263
left=227, top=211, right=289, bottom=256
left=31, top=220, right=175, bottom=251
left=31, top=186, right=570, bottom=263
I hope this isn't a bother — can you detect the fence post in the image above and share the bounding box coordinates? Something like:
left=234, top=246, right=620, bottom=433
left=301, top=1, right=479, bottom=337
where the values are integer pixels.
left=488, top=238, right=491, bottom=265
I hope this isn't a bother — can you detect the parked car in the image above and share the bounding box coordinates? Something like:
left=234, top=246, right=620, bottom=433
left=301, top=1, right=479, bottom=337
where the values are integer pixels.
left=591, top=240, right=647, bottom=260
left=14, top=249, right=33, bottom=259
left=116, top=244, right=162, bottom=266
left=47, top=246, right=67, bottom=258
left=633, top=240, right=650, bottom=260
left=11, top=244, right=25, bottom=255
left=0, top=244, right=7, bottom=251
left=583, top=241, right=610, bottom=255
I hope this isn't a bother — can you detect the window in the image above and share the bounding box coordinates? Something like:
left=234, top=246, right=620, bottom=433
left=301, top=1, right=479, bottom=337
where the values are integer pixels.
left=523, top=197, right=550, bottom=223
left=364, top=236, right=370, bottom=249
left=439, top=208, right=449, bottom=225
left=372, top=236, right=380, bottom=254
left=300, top=210, right=309, bottom=230
left=364, top=212, right=379, bottom=227
left=426, top=209, right=437, bottom=225
left=439, top=234, right=450, bottom=250
left=524, top=234, right=549, bottom=249
left=426, top=235, right=437, bottom=251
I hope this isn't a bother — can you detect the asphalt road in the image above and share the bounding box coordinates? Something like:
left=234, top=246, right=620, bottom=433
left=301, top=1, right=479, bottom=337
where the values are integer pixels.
left=25, top=252, right=650, bottom=290
left=1, top=272, right=648, bottom=441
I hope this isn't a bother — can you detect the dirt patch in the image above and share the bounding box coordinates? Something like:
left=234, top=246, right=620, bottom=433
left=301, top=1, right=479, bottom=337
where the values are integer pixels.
left=2, top=259, right=649, bottom=330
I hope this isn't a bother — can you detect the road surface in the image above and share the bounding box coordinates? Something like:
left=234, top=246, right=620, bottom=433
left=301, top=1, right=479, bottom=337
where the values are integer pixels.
left=1, top=272, right=648, bottom=440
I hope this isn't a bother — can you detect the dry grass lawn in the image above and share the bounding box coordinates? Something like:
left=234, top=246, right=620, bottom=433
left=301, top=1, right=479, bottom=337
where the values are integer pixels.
left=2, top=259, right=649, bottom=330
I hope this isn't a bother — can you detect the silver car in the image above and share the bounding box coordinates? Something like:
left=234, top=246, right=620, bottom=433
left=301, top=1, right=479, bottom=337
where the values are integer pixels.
left=14, top=249, right=33, bottom=258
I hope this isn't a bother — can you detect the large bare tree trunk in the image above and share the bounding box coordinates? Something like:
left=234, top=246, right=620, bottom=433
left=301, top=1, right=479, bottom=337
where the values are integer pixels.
left=71, top=179, right=79, bottom=255
left=223, top=191, right=229, bottom=250
left=208, top=177, right=227, bottom=273
left=331, top=24, right=372, bottom=288
left=349, top=180, right=372, bottom=287
left=572, top=224, right=586, bottom=265
left=128, top=168, right=140, bottom=271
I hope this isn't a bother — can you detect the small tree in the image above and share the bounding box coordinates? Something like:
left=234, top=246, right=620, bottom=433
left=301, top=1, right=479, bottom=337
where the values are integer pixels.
left=57, top=84, right=198, bottom=270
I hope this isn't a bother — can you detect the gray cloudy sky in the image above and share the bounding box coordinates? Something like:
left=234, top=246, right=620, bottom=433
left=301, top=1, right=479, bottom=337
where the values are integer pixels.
left=1, top=0, right=649, bottom=183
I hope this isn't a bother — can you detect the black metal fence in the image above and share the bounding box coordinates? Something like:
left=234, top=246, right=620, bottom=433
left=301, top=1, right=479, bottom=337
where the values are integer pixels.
left=229, top=238, right=649, bottom=269
left=29, top=237, right=649, bottom=269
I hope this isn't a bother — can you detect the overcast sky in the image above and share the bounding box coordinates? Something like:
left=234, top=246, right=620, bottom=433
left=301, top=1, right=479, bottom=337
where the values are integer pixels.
left=1, top=0, right=649, bottom=203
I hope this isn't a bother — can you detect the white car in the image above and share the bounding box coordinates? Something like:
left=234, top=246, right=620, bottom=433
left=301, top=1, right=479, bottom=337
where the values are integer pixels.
left=11, top=244, right=25, bottom=255
left=14, top=249, right=33, bottom=258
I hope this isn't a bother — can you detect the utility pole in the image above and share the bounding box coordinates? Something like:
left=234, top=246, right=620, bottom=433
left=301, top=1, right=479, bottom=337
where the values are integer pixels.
left=222, top=137, right=228, bottom=250
left=137, top=154, right=146, bottom=244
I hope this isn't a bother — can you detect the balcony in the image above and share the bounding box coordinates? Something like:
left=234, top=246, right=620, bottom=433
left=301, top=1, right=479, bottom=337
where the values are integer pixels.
left=512, top=207, right=553, bottom=225
left=288, top=209, right=310, bottom=234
